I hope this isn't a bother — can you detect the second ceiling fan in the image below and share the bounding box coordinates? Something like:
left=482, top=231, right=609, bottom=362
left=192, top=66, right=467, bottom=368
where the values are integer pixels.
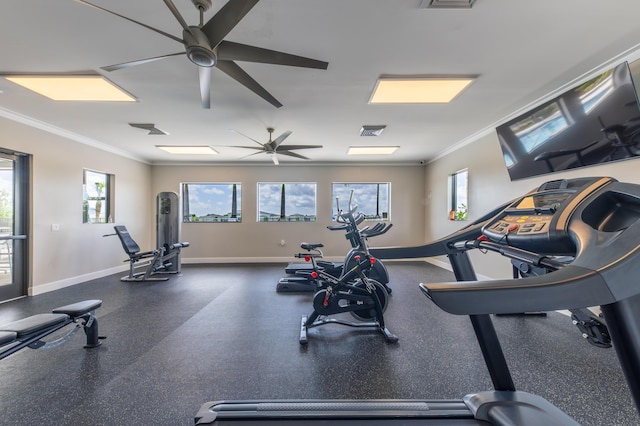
left=231, top=127, right=322, bottom=165
left=76, top=0, right=329, bottom=108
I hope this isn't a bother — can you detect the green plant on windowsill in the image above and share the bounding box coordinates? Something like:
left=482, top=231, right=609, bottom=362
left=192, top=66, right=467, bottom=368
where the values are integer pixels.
left=455, top=204, right=468, bottom=221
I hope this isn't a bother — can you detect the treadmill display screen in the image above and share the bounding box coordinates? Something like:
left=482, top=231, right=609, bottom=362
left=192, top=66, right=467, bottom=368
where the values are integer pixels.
left=515, top=192, right=572, bottom=210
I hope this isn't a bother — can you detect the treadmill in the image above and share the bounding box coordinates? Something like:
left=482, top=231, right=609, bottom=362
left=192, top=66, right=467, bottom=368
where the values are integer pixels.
left=195, top=176, right=640, bottom=425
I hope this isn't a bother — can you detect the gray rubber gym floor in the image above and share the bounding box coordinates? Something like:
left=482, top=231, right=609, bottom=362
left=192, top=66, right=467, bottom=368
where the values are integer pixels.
left=0, top=262, right=637, bottom=425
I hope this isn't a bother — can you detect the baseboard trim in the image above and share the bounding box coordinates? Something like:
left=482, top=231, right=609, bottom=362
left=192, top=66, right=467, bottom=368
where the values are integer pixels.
left=29, top=265, right=127, bottom=296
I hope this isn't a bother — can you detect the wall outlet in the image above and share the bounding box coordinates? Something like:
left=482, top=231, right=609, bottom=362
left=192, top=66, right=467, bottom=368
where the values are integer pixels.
left=51, top=224, right=60, bottom=232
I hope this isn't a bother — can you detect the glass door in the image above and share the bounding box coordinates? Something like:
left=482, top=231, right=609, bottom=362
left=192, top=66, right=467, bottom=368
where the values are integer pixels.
left=0, top=151, right=29, bottom=302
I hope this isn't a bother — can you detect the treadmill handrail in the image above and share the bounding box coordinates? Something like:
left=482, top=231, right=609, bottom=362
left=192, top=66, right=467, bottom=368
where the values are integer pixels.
left=370, top=200, right=513, bottom=259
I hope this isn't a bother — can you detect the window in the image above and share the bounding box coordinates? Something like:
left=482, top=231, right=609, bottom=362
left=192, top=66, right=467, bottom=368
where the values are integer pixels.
left=508, top=102, right=568, bottom=153
left=332, top=183, right=390, bottom=220
left=83, top=169, right=113, bottom=224
left=448, top=169, right=468, bottom=221
left=258, top=183, right=316, bottom=222
left=182, top=183, right=241, bottom=223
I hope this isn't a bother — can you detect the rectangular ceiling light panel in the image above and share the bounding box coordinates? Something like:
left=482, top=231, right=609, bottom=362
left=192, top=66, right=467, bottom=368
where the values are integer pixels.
left=348, top=146, right=399, bottom=155
left=4, top=75, right=136, bottom=102
left=156, top=146, right=218, bottom=155
left=370, top=77, right=474, bottom=104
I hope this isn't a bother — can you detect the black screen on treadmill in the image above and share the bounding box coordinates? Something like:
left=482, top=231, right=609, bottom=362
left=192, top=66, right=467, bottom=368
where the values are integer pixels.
left=515, top=192, right=572, bottom=210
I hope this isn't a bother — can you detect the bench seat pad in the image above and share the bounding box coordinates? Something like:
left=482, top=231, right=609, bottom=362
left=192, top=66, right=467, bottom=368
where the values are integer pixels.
left=0, top=314, right=69, bottom=338
left=52, top=300, right=102, bottom=317
left=0, top=331, right=17, bottom=346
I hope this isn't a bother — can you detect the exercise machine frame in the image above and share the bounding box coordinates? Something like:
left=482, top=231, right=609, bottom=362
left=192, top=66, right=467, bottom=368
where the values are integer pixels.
left=299, top=253, right=397, bottom=345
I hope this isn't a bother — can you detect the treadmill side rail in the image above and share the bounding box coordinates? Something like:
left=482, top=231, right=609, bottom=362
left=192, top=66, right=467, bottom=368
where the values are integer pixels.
left=195, top=399, right=474, bottom=424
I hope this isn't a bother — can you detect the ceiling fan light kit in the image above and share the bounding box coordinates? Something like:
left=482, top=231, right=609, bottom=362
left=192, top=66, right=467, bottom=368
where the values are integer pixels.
left=75, top=0, right=329, bottom=109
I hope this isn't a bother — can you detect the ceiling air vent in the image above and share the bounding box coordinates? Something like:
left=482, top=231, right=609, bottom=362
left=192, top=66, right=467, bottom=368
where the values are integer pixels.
left=420, top=0, right=477, bottom=8
left=129, top=123, right=168, bottom=135
left=360, top=125, right=387, bottom=137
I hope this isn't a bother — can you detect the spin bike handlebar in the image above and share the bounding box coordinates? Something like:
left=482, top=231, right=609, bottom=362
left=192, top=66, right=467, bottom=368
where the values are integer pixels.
left=361, top=222, right=393, bottom=238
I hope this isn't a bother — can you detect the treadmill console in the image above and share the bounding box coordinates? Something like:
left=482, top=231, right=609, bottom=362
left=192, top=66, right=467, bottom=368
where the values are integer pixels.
left=482, top=177, right=615, bottom=255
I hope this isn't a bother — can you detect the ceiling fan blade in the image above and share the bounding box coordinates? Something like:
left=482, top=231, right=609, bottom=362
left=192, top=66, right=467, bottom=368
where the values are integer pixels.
left=102, top=52, right=185, bottom=72
left=277, top=145, right=323, bottom=150
left=216, top=60, right=282, bottom=108
left=218, top=41, right=328, bottom=69
left=199, top=66, right=211, bottom=109
left=230, top=145, right=264, bottom=151
left=163, top=0, right=192, bottom=33
left=230, top=130, right=265, bottom=147
left=272, top=130, right=292, bottom=148
left=75, top=0, right=184, bottom=44
left=271, top=153, right=280, bottom=165
left=201, top=0, right=260, bottom=48
left=238, top=151, right=265, bottom=159
left=277, top=150, right=310, bottom=160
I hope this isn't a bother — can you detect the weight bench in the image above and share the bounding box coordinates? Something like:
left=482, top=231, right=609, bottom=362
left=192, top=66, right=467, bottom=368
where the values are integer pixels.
left=113, top=225, right=189, bottom=282
left=0, top=299, right=104, bottom=361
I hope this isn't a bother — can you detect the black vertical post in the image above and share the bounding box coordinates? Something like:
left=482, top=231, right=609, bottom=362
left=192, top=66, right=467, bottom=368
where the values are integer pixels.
left=376, top=183, right=380, bottom=218
left=183, top=184, right=190, bottom=221
left=231, top=184, right=237, bottom=219
left=601, top=294, right=640, bottom=415
left=280, top=184, right=286, bottom=220
left=448, top=250, right=516, bottom=391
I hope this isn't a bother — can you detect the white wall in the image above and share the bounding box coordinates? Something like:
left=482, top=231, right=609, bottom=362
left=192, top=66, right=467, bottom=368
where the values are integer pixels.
left=151, top=164, right=425, bottom=261
left=1, top=117, right=152, bottom=294
left=2, top=115, right=425, bottom=294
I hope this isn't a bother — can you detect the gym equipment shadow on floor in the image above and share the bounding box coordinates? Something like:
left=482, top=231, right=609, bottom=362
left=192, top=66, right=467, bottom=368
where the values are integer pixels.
left=0, top=262, right=636, bottom=425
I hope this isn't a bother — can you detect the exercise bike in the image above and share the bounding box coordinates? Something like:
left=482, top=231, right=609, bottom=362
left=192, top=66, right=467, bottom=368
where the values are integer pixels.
left=299, top=252, right=397, bottom=345
left=279, top=193, right=393, bottom=293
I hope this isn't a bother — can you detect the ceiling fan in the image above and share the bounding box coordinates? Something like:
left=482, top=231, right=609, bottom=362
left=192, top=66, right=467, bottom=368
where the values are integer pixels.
left=75, top=0, right=329, bottom=108
left=231, top=127, right=322, bottom=165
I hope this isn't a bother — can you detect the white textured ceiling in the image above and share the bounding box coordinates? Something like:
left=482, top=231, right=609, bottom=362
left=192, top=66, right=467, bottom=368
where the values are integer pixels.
left=2, top=0, right=640, bottom=165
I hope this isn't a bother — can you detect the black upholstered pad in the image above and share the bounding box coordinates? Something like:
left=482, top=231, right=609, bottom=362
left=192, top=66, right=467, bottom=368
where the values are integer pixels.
left=0, top=314, right=69, bottom=338
left=0, top=331, right=17, bottom=347
left=52, top=299, right=102, bottom=317
left=114, top=226, right=141, bottom=255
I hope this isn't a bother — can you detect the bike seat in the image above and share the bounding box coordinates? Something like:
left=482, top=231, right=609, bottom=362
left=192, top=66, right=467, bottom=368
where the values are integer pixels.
left=300, top=242, right=324, bottom=251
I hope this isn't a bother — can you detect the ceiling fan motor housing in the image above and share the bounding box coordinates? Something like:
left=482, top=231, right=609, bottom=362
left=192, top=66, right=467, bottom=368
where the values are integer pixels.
left=191, top=0, right=212, bottom=12
left=184, top=27, right=216, bottom=67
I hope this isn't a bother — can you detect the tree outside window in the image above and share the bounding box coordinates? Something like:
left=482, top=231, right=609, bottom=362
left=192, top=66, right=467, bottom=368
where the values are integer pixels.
left=83, top=169, right=113, bottom=224
left=258, top=183, right=316, bottom=222
left=182, top=183, right=241, bottom=223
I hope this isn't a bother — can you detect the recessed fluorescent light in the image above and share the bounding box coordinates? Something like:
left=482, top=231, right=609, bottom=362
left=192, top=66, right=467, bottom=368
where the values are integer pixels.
left=370, top=77, right=475, bottom=104
left=4, top=75, right=136, bottom=102
left=348, top=146, right=399, bottom=155
left=156, top=146, right=218, bottom=155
